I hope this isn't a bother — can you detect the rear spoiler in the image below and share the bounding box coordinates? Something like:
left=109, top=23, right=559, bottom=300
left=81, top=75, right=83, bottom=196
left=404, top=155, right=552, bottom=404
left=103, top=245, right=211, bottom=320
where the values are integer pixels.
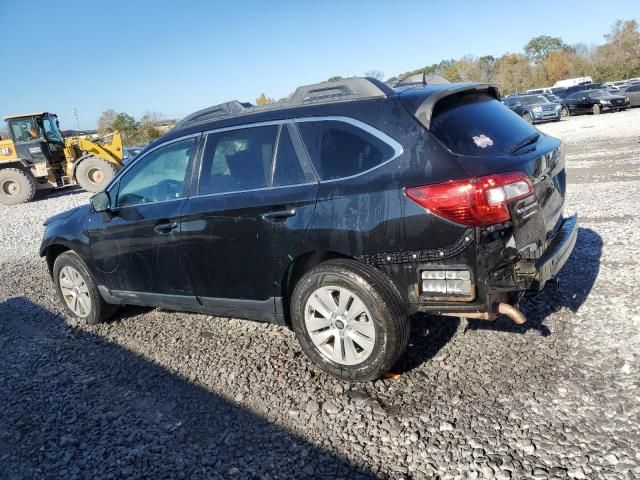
left=401, top=83, right=500, bottom=130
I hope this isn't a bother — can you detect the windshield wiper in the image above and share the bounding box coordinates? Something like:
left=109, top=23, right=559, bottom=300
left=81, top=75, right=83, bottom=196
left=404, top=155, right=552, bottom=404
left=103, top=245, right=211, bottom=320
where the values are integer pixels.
left=508, top=133, right=539, bottom=154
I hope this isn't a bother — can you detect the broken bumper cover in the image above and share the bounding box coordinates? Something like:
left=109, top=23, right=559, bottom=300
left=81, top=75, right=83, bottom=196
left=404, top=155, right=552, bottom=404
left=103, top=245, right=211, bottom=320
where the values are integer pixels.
left=534, top=214, right=578, bottom=288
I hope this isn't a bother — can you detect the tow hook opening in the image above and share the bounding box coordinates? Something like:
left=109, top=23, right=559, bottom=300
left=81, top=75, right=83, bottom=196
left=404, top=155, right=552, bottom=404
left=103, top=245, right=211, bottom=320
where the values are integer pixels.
left=497, top=302, right=527, bottom=325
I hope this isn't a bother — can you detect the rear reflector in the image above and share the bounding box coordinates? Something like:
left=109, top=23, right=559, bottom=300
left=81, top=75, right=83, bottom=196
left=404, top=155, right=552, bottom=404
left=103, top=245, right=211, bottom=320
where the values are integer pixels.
left=405, top=172, right=533, bottom=227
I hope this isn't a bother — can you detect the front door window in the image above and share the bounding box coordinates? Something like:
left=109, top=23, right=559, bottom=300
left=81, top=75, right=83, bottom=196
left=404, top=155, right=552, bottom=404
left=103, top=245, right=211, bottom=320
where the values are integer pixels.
left=116, top=138, right=195, bottom=207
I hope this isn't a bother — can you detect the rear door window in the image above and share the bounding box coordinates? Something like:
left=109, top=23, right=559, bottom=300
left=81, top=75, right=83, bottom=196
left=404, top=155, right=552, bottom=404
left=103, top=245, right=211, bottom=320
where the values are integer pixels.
left=297, top=120, right=395, bottom=180
left=429, top=92, right=539, bottom=156
left=198, top=125, right=278, bottom=195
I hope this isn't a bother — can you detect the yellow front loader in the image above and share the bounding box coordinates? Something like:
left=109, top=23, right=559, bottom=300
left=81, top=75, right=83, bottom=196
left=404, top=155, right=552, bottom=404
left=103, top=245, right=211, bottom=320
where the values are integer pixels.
left=0, top=112, right=124, bottom=205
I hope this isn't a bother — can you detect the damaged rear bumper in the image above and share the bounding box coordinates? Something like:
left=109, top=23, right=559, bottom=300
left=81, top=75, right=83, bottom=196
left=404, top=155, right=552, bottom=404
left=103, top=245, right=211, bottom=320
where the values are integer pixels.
left=533, top=214, right=578, bottom=287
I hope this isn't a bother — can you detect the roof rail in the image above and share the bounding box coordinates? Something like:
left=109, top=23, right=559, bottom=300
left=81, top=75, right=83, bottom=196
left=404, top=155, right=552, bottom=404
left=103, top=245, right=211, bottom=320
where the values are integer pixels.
left=175, top=100, right=248, bottom=128
left=289, top=77, right=394, bottom=105
left=174, top=77, right=395, bottom=130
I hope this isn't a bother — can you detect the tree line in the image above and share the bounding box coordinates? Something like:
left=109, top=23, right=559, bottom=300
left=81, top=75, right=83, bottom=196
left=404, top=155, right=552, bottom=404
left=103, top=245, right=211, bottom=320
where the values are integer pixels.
left=96, top=110, right=173, bottom=146
left=256, top=19, right=640, bottom=102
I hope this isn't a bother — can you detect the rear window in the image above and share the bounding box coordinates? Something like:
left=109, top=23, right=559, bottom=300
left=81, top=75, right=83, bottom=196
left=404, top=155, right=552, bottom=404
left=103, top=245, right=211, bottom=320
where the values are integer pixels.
left=297, top=120, right=395, bottom=180
left=430, top=92, right=538, bottom=156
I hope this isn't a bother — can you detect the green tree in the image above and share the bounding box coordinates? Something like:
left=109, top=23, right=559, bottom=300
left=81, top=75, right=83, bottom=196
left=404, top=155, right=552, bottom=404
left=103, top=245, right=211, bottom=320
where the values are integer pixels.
left=326, top=75, right=343, bottom=82
left=524, top=35, right=568, bottom=63
left=593, top=20, right=640, bottom=79
left=111, top=113, right=139, bottom=145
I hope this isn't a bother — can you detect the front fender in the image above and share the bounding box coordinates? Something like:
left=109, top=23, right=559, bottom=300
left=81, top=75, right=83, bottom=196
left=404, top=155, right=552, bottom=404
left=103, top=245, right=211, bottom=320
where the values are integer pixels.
left=39, top=205, right=93, bottom=273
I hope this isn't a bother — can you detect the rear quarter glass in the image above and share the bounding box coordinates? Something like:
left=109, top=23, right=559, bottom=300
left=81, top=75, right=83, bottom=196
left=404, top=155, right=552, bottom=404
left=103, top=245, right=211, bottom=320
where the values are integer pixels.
left=429, top=93, right=539, bottom=156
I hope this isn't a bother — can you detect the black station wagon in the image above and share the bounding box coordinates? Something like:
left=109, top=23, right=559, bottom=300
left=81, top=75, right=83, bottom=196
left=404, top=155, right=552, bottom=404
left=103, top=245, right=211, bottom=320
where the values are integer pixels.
left=40, top=77, right=577, bottom=381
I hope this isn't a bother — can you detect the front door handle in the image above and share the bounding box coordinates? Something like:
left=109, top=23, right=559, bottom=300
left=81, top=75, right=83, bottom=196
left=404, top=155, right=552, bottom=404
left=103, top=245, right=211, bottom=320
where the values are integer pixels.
left=154, top=221, right=178, bottom=234
left=261, top=209, right=297, bottom=221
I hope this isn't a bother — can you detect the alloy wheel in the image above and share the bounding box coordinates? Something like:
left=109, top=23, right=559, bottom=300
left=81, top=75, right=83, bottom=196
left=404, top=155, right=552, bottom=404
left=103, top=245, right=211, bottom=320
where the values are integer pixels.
left=304, top=286, right=376, bottom=366
left=59, top=266, right=92, bottom=318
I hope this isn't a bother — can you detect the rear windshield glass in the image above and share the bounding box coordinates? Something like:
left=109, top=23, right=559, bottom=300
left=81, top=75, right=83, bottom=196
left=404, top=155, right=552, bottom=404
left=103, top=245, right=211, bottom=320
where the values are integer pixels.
left=430, top=92, right=538, bottom=156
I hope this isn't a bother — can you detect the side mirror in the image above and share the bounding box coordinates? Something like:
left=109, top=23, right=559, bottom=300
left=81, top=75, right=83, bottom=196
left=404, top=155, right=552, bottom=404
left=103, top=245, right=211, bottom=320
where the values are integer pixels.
left=515, top=101, right=522, bottom=107
left=91, top=191, right=111, bottom=213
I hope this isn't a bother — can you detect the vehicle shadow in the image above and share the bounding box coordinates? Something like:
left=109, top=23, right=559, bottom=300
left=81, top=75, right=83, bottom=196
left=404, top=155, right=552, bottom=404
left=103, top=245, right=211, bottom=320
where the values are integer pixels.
left=0, top=297, right=375, bottom=479
left=395, top=227, right=602, bottom=372
left=33, top=185, right=87, bottom=202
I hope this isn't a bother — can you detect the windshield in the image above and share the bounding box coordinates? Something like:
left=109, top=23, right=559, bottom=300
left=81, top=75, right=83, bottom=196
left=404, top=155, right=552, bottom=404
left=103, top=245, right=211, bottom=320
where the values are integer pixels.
left=520, top=95, right=549, bottom=106
left=41, top=114, right=63, bottom=142
left=9, top=117, right=42, bottom=143
left=430, top=92, right=539, bottom=156
left=588, top=90, right=610, bottom=98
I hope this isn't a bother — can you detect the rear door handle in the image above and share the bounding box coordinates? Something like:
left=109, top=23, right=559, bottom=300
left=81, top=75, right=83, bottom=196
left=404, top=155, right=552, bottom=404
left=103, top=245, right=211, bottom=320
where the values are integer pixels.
left=261, top=209, right=296, bottom=221
left=154, top=221, right=178, bottom=233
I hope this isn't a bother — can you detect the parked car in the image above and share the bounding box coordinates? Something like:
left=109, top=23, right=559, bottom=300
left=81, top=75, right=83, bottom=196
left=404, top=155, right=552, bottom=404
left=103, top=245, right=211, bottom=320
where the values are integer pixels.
left=122, top=145, right=146, bottom=164
left=526, top=88, right=553, bottom=95
left=40, top=78, right=577, bottom=381
left=557, top=82, right=607, bottom=98
left=563, top=89, right=631, bottom=115
left=502, top=94, right=562, bottom=123
left=620, top=84, right=640, bottom=106
left=538, top=94, right=570, bottom=118
left=550, top=87, right=568, bottom=96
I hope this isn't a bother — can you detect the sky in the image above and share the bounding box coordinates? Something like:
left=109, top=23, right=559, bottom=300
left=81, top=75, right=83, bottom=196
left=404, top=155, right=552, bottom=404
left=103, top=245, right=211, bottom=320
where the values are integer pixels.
left=1, top=0, right=638, bottom=130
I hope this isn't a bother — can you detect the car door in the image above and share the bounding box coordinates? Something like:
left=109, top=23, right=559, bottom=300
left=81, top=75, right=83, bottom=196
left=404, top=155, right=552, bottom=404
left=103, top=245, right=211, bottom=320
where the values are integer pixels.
left=179, top=122, right=318, bottom=321
left=87, top=135, right=199, bottom=309
left=628, top=85, right=640, bottom=106
left=564, top=92, right=577, bottom=112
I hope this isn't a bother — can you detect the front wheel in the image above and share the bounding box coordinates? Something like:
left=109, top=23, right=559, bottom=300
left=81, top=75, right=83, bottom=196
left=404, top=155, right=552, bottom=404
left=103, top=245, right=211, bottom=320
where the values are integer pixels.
left=592, top=104, right=601, bottom=115
left=75, top=157, right=117, bottom=193
left=522, top=112, right=533, bottom=124
left=53, top=251, right=117, bottom=324
left=0, top=168, right=37, bottom=205
left=291, top=259, right=409, bottom=382
left=561, top=106, right=570, bottom=118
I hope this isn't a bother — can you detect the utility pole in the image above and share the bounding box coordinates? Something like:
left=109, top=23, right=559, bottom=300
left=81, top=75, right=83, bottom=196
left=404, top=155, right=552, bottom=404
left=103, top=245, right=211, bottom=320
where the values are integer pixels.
left=72, top=107, right=80, bottom=130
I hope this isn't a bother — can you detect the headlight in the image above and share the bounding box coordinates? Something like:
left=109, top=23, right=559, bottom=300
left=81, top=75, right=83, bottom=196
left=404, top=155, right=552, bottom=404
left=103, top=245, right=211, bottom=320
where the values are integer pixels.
left=600, top=100, right=610, bottom=105
left=625, top=97, right=630, bottom=102
left=555, top=104, right=561, bottom=110
left=532, top=106, right=542, bottom=113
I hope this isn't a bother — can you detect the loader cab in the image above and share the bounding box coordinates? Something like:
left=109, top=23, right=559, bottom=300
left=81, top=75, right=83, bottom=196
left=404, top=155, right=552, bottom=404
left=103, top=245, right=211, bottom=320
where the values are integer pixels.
left=4, top=112, right=66, bottom=163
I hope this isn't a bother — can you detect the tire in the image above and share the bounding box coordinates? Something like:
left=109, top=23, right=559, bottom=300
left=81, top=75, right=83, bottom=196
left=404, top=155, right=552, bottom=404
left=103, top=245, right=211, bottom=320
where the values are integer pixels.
left=0, top=168, right=37, bottom=205
left=592, top=104, right=601, bottom=115
left=75, top=157, right=117, bottom=193
left=53, top=251, right=117, bottom=324
left=561, top=106, right=570, bottom=118
left=522, top=112, right=533, bottom=124
left=290, top=259, right=409, bottom=382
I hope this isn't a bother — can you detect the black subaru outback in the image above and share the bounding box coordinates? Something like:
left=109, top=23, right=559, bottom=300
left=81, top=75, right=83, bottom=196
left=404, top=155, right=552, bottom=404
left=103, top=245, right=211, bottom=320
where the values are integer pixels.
left=40, top=77, right=577, bottom=382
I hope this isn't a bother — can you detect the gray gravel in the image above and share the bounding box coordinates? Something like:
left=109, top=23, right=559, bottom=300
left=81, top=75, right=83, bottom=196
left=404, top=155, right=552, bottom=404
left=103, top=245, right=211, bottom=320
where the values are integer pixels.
left=2, top=110, right=640, bottom=479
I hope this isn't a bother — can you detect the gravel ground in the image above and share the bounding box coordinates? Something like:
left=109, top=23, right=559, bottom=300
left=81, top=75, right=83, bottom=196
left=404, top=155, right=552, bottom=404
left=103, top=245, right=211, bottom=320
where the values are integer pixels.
left=1, top=109, right=640, bottom=479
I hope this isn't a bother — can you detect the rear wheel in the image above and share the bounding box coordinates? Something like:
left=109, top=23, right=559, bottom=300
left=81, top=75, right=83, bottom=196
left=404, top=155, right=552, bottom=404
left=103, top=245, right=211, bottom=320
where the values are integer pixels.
left=290, top=259, right=409, bottom=382
left=592, top=104, right=601, bottom=115
left=75, top=157, right=117, bottom=193
left=522, top=112, right=533, bottom=123
left=0, top=168, right=37, bottom=205
left=53, top=251, right=116, bottom=324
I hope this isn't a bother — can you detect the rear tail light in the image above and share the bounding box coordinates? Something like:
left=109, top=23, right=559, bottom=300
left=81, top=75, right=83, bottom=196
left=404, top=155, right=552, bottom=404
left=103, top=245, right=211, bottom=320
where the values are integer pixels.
left=404, top=172, right=533, bottom=227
